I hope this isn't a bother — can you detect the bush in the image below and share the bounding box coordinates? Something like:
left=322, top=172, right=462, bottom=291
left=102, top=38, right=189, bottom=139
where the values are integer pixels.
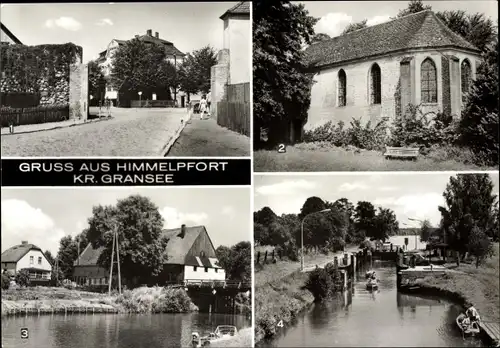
left=1, top=104, right=70, bottom=127
left=1, top=274, right=10, bottom=290
left=303, top=118, right=388, bottom=151
left=15, top=269, right=31, bottom=287
left=114, top=286, right=197, bottom=313
left=304, top=263, right=345, bottom=301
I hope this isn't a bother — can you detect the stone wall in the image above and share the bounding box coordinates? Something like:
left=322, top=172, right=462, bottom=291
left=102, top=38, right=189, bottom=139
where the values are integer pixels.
left=210, top=49, right=230, bottom=117
left=1, top=44, right=86, bottom=120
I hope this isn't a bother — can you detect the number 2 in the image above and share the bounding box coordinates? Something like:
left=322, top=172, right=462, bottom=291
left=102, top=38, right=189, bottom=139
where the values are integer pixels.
left=277, top=144, right=286, bottom=153
left=277, top=320, right=284, bottom=328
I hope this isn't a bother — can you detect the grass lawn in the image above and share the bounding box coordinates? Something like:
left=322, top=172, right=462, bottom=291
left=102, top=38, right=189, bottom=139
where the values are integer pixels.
left=418, top=243, right=499, bottom=323
left=254, top=143, right=496, bottom=171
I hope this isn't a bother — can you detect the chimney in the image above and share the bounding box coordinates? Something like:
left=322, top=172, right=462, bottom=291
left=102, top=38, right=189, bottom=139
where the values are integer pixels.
left=21, top=241, right=28, bottom=245
left=179, top=224, right=186, bottom=238
left=147, top=29, right=152, bottom=36
left=155, top=32, right=159, bottom=39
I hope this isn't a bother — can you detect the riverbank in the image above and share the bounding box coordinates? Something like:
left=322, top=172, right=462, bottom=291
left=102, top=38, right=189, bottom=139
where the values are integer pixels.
left=403, top=243, right=499, bottom=344
left=255, top=270, right=314, bottom=343
left=1, top=286, right=197, bottom=317
left=210, top=327, right=253, bottom=347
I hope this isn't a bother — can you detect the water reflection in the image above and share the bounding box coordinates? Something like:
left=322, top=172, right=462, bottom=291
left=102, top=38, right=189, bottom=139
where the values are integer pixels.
left=262, top=262, right=484, bottom=347
left=1, top=313, right=250, bottom=348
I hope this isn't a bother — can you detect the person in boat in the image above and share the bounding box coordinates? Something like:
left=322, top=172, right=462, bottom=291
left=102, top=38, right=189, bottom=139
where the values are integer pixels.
left=466, top=304, right=480, bottom=323
left=461, top=316, right=471, bottom=330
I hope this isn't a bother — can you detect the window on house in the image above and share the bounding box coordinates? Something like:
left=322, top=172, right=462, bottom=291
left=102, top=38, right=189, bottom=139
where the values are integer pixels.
left=338, top=69, right=347, bottom=107
left=38, top=257, right=42, bottom=265
left=200, top=251, right=205, bottom=257
left=204, top=267, right=208, bottom=273
left=30, top=256, right=34, bottom=264
left=421, top=58, right=437, bottom=103
left=461, top=59, right=472, bottom=102
left=370, top=64, right=382, bottom=105
left=193, top=266, right=197, bottom=272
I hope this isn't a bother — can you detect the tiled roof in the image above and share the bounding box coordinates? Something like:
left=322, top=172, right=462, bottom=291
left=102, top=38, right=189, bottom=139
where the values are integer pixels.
left=220, top=1, right=250, bottom=20
left=1, top=243, right=42, bottom=263
left=114, top=36, right=185, bottom=57
left=74, top=225, right=219, bottom=267
left=304, top=10, right=480, bottom=69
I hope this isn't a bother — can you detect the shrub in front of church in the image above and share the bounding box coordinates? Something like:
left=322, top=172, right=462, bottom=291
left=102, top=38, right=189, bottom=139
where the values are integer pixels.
left=114, top=286, right=198, bottom=313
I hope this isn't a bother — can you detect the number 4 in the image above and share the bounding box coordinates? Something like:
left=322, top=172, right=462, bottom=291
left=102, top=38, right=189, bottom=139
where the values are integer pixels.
left=277, top=320, right=284, bottom=328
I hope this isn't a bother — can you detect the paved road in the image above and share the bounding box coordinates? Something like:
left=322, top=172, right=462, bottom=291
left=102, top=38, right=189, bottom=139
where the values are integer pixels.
left=167, top=116, right=250, bottom=157
left=1, top=108, right=185, bottom=157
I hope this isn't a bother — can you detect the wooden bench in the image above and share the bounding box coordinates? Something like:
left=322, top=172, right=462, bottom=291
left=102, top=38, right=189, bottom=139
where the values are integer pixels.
left=384, top=146, right=419, bottom=160
left=480, top=321, right=500, bottom=346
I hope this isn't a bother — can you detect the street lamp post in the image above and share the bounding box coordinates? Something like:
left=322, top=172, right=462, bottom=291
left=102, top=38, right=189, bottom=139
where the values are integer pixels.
left=138, top=91, right=142, bottom=108
left=301, top=208, right=331, bottom=271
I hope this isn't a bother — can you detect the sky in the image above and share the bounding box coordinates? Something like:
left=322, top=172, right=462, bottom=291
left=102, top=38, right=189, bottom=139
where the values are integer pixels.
left=1, top=187, right=251, bottom=255
left=254, top=172, right=500, bottom=229
left=300, top=1, right=498, bottom=38
left=0, top=2, right=239, bottom=62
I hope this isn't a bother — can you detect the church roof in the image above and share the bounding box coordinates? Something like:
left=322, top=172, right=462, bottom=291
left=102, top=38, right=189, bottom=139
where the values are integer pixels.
left=304, top=10, right=480, bottom=70
left=220, top=1, right=250, bottom=20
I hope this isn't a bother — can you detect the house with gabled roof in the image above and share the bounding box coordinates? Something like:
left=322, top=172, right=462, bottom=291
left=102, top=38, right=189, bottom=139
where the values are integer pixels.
left=73, top=224, right=226, bottom=287
left=1, top=241, right=52, bottom=283
left=97, top=29, right=186, bottom=106
left=297, top=10, right=482, bottom=143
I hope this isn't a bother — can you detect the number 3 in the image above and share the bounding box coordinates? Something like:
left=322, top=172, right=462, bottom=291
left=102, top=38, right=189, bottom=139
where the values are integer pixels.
left=21, top=327, right=29, bottom=339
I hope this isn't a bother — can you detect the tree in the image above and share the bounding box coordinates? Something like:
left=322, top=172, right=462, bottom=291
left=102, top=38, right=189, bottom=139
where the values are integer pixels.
left=215, top=242, right=251, bottom=283
left=341, top=19, right=368, bottom=35
left=438, top=174, right=497, bottom=261
left=355, top=201, right=377, bottom=238
left=178, top=46, right=217, bottom=99
left=299, top=196, right=327, bottom=220
left=253, top=0, right=317, bottom=146
left=44, top=250, right=54, bottom=266
left=254, top=206, right=278, bottom=226
left=372, top=208, right=399, bottom=241
left=110, top=38, right=176, bottom=99
left=436, top=11, right=497, bottom=52
left=57, top=235, right=79, bottom=280
left=86, top=195, right=168, bottom=286
left=468, top=226, right=493, bottom=268
left=395, top=0, right=431, bottom=18
left=311, top=33, right=331, bottom=43
left=458, top=39, right=498, bottom=166
left=88, top=60, right=106, bottom=101
left=419, top=219, right=433, bottom=242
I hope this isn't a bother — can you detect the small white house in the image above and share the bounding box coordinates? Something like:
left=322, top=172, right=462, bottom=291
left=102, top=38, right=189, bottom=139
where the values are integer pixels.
left=1, top=241, right=52, bottom=282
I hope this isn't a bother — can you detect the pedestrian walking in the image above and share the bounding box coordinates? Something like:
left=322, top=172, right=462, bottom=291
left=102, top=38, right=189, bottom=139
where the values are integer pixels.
left=199, top=95, right=208, bottom=120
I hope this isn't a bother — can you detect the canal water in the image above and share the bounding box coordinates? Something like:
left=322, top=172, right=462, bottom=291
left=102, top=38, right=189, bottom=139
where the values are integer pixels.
left=260, top=261, right=483, bottom=347
left=2, top=312, right=250, bottom=348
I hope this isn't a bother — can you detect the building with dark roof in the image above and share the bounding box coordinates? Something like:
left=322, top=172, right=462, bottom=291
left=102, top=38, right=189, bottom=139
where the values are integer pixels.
left=0, top=22, right=23, bottom=45
left=96, top=29, right=186, bottom=106
left=1, top=241, right=52, bottom=282
left=73, top=224, right=226, bottom=287
left=298, top=10, right=481, bottom=142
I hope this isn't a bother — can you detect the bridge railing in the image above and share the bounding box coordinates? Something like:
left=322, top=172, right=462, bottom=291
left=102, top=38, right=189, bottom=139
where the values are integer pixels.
left=164, top=279, right=251, bottom=290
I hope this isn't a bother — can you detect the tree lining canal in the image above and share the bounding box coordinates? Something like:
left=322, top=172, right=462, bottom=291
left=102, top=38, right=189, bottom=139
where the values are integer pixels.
left=259, top=261, right=484, bottom=347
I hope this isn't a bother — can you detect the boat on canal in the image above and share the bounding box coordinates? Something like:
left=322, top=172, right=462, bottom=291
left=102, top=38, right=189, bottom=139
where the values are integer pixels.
left=456, top=313, right=480, bottom=336
left=192, top=325, right=238, bottom=347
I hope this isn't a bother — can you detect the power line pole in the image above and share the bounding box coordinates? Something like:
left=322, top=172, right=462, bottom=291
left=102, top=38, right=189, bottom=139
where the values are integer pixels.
left=108, top=231, right=115, bottom=295
left=115, top=224, right=122, bottom=294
